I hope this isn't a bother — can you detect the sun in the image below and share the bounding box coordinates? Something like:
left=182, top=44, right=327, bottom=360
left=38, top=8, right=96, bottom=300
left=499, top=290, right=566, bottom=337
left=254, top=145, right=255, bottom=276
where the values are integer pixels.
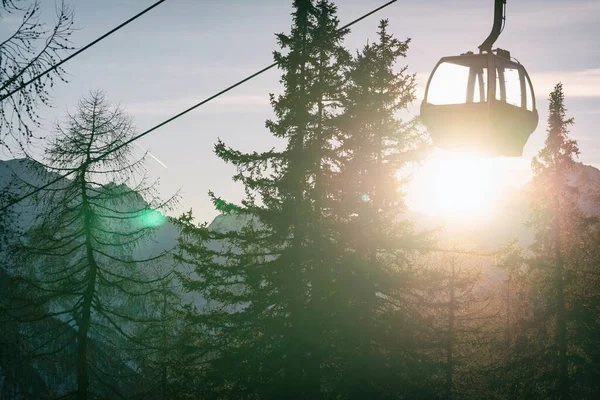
left=405, top=150, right=529, bottom=220
left=428, top=155, right=497, bottom=217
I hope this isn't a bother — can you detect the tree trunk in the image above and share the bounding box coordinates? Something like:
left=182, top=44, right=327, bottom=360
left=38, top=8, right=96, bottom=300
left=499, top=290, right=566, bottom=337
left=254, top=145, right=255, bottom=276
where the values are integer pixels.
left=553, top=194, right=569, bottom=399
left=306, top=41, right=327, bottom=400
left=77, top=171, right=98, bottom=400
left=161, top=292, right=168, bottom=398
left=286, top=3, right=310, bottom=397
left=446, top=257, right=456, bottom=400
left=77, top=104, right=98, bottom=400
left=505, top=272, right=511, bottom=343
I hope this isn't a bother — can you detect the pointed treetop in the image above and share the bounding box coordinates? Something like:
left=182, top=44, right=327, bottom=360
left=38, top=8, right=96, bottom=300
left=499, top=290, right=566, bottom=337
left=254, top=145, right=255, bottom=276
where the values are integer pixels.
left=532, top=82, right=578, bottom=175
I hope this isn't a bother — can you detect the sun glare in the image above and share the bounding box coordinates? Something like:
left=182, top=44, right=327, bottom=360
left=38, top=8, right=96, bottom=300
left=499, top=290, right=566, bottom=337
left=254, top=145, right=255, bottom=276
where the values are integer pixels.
left=406, top=150, right=531, bottom=220
left=428, top=155, right=498, bottom=217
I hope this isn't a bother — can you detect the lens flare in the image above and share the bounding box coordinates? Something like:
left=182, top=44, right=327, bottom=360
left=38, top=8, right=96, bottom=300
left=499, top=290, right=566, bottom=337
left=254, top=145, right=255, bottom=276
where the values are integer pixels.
left=136, top=209, right=167, bottom=228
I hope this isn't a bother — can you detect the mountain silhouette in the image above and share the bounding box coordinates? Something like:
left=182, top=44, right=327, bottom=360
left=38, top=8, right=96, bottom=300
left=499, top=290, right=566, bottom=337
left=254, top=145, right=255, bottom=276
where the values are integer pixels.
left=3, top=157, right=600, bottom=256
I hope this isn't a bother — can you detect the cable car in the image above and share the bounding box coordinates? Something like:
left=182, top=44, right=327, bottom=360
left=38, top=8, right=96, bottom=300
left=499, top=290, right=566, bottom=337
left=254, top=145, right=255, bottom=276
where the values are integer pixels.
left=420, top=0, right=538, bottom=157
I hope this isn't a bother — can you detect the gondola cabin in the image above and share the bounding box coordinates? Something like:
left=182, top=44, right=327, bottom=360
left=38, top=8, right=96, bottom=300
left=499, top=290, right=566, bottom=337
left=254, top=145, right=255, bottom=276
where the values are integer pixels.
left=420, top=49, right=538, bottom=156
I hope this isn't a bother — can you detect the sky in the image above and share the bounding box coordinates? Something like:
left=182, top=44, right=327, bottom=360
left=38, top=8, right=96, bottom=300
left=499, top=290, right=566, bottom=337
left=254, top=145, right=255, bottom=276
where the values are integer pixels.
left=2, top=0, right=600, bottom=223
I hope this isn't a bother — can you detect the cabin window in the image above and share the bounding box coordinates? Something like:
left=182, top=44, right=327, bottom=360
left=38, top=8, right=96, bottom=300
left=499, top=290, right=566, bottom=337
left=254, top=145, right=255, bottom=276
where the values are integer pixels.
left=428, top=63, right=470, bottom=105
left=504, top=67, right=522, bottom=107
left=525, top=74, right=534, bottom=111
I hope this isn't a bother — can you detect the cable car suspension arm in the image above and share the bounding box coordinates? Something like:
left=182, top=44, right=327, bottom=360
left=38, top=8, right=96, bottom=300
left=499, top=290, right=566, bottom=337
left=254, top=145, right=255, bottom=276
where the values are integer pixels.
left=478, top=0, right=506, bottom=53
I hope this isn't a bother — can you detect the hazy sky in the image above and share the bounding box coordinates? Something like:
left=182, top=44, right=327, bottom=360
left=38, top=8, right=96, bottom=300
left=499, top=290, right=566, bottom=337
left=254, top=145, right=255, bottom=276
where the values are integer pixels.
left=2, top=0, right=600, bottom=222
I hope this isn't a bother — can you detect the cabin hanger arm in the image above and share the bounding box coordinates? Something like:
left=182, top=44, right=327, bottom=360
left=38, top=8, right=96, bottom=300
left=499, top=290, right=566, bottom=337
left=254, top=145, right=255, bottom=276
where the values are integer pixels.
left=478, top=0, right=506, bottom=53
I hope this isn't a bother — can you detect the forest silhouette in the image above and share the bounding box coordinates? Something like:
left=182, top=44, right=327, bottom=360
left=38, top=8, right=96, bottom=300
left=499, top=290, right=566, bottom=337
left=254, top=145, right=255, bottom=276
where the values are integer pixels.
left=1, top=1, right=600, bottom=399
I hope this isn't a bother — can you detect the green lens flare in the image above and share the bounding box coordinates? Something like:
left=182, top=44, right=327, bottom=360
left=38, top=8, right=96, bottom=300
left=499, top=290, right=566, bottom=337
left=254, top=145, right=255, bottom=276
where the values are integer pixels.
left=137, top=209, right=166, bottom=228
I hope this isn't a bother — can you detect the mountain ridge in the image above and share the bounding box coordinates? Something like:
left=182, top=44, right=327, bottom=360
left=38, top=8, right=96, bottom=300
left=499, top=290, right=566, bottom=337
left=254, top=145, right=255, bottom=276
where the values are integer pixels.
left=3, top=157, right=600, bottom=252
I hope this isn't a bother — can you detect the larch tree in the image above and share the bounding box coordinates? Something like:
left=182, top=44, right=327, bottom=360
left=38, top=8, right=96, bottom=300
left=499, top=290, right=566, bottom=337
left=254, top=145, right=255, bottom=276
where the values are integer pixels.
left=0, top=0, right=74, bottom=151
left=4, top=91, right=176, bottom=400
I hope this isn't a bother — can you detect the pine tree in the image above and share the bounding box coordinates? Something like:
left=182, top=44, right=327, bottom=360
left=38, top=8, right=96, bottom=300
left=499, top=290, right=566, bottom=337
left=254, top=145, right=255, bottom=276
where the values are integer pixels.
left=4, top=91, right=176, bottom=399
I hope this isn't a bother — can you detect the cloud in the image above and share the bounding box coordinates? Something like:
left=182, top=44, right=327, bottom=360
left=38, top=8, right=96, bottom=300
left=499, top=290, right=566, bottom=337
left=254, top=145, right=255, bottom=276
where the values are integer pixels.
left=509, top=0, right=600, bottom=29
left=415, top=69, right=600, bottom=100
left=392, top=0, right=599, bottom=37
left=580, top=110, right=600, bottom=115
left=128, top=67, right=600, bottom=117
left=573, top=136, right=595, bottom=142
left=530, top=69, right=600, bottom=98
left=125, top=94, right=269, bottom=116
left=102, top=62, right=261, bottom=78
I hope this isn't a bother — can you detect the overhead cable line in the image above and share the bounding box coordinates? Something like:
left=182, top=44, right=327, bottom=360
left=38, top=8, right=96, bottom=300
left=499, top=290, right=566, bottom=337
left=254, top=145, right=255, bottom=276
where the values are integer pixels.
left=0, top=0, right=166, bottom=102
left=0, top=0, right=397, bottom=212
left=91, top=0, right=399, bottom=168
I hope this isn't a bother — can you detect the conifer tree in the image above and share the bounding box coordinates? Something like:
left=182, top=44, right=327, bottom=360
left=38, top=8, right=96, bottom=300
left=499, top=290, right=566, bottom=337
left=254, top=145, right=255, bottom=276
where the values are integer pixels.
left=529, top=82, right=579, bottom=399
left=129, top=265, right=196, bottom=400
left=568, top=204, right=600, bottom=399
left=417, top=252, right=499, bottom=400
left=177, top=1, right=349, bottom=398
left=177, top=9, right=438, bottom=399
left=327, top=19, right=432, bottom=398
left=4, top=91, right=176, bottom=400
left=488, top=243, right=553, bottom=399
left=492, top=83, right=589, bottom=399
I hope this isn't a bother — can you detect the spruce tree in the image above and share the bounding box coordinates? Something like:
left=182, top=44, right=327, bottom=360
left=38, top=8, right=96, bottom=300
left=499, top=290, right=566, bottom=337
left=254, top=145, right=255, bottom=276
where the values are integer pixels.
left=177, top=1, right=349, bottom=398
left=529, top=82, right=579, bottom=399
left=178, top=11, right=437, bottom=399
left=521, top=83, right=600, bottom=399
left=494, top=83, right=586, bottom=399
left=329, top=19, right=431, bottom=399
